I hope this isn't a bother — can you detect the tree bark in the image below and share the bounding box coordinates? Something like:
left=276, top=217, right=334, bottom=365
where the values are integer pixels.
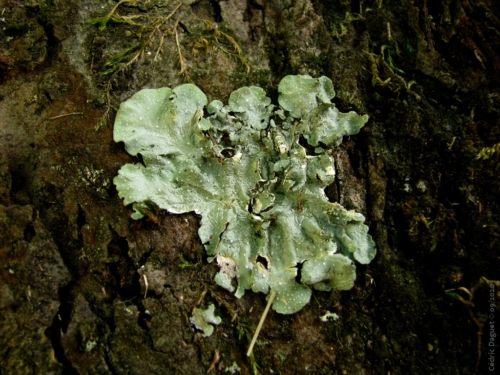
left=0, top=0, right=498, bottom=374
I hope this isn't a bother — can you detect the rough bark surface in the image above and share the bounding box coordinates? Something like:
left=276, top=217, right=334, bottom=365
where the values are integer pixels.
left=0, top=0, right=499, bottom=374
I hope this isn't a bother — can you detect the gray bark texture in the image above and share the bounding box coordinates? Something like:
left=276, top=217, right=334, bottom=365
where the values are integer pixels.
left=0, top=0, right=499, bottom=374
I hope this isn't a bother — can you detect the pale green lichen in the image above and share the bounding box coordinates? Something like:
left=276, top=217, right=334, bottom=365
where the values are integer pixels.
left=114, top=75, right=376, bottom=314
left=225, top=361, right=242, bottom=374
left=190, top=304, right=221, bottom=337
left=320, top=311, right=340, bottom=322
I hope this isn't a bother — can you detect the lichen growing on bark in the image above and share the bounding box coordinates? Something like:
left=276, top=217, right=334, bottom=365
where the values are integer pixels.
left=114, top=75, right=376, bottom=314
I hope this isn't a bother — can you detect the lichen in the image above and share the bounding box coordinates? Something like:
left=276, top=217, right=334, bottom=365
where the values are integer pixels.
left=113, top=75, right=376, bottom=314
left=190, top=304, right=222, bottom=337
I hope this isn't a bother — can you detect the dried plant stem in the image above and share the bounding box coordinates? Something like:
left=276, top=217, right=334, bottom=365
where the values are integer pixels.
left=106, top=0, right=130, bottom=19
left=174, top=19, right=188, bottom=77
left=164, top=1, right=183, bottom=23
left=247, top=291, right=276, bottom=357
left=154, top=26, right=173, bottom=61
left=149, top=0, right=183, bottom=47
left=49, top=112, right=83, bottom=120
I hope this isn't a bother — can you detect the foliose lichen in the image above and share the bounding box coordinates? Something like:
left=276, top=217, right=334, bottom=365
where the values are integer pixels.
left=190, top=304, right=222, bottom=337
left=113, top=75, right=376, bottom=314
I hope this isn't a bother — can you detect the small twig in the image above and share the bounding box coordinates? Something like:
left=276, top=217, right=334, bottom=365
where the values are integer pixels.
left=164, top=1, right=183, bottom=23
left=154, top=26, right=174, bottom=62
left=247, top=291, right=276, bottom=357
left=149, top=0, right=183, bottom=51
left=49, top=112, right=83, bottom=120
left=106, top=0, right=130, bottom=19
left=207, top=349, right=220, bottom=374
left=143, top=274, right=149, bottom=299
left=196, top=286, right=208, bottom=306
left=174, top=19, right=188, bottom=78
left=125, top=49, right=142, bottom=68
